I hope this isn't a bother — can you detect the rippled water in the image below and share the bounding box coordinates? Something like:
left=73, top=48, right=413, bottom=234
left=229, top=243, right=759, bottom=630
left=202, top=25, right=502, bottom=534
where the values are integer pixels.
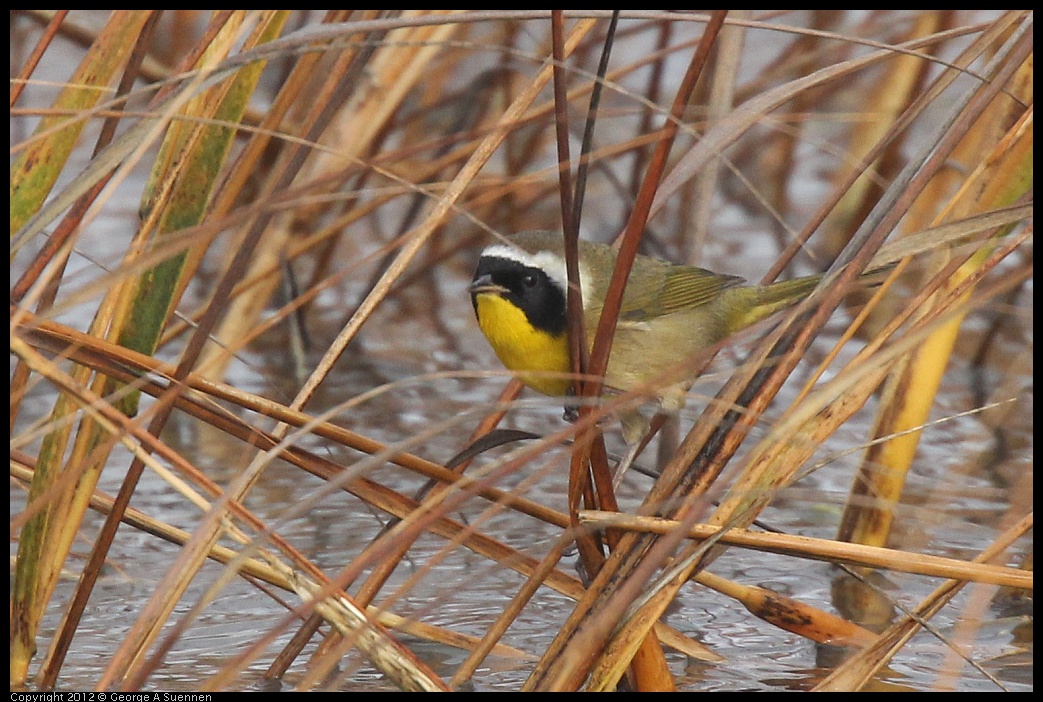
left=18, top=261, right=1031, bottom=691
left=12, top=11, right=1030, bottom=692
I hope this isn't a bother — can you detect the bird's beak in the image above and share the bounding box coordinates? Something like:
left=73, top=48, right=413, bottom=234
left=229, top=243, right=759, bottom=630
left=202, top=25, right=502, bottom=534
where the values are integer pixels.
left=469, top=274, right=507, bottom=296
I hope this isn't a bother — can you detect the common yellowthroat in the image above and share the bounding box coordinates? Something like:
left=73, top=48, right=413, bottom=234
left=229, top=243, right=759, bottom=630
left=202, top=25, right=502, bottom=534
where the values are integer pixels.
left=469, top=230, right=876, bottom=481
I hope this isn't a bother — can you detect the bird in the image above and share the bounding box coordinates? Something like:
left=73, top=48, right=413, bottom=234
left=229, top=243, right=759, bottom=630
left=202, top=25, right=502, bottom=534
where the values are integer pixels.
left=469, top=230, right=878, bottom=486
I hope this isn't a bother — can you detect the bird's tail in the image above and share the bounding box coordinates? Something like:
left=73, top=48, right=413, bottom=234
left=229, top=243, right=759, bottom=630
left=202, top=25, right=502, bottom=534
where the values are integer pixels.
left=725, top=265, right=891, bottom=333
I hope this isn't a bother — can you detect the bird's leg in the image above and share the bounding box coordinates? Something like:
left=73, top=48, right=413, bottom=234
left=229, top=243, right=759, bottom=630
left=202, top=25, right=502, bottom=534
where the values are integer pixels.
left=612, top=410, right=651, bottom=489
left=562, top=386, right=580, bottom=423
left=612, top=385, right=688, bottom=489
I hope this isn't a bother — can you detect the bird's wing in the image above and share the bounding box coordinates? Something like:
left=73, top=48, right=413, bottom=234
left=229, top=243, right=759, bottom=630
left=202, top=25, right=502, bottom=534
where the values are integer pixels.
left=619, top=263, right=745, bottom=320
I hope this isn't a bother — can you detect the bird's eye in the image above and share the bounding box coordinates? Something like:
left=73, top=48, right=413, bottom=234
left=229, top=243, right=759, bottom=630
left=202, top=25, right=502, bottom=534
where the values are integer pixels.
left=521, top=273, right=538, bottom=288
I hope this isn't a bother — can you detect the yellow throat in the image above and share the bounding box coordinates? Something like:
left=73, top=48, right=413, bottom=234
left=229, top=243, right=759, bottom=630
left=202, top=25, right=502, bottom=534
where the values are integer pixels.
left=474, top=292, right=572, bottom=396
